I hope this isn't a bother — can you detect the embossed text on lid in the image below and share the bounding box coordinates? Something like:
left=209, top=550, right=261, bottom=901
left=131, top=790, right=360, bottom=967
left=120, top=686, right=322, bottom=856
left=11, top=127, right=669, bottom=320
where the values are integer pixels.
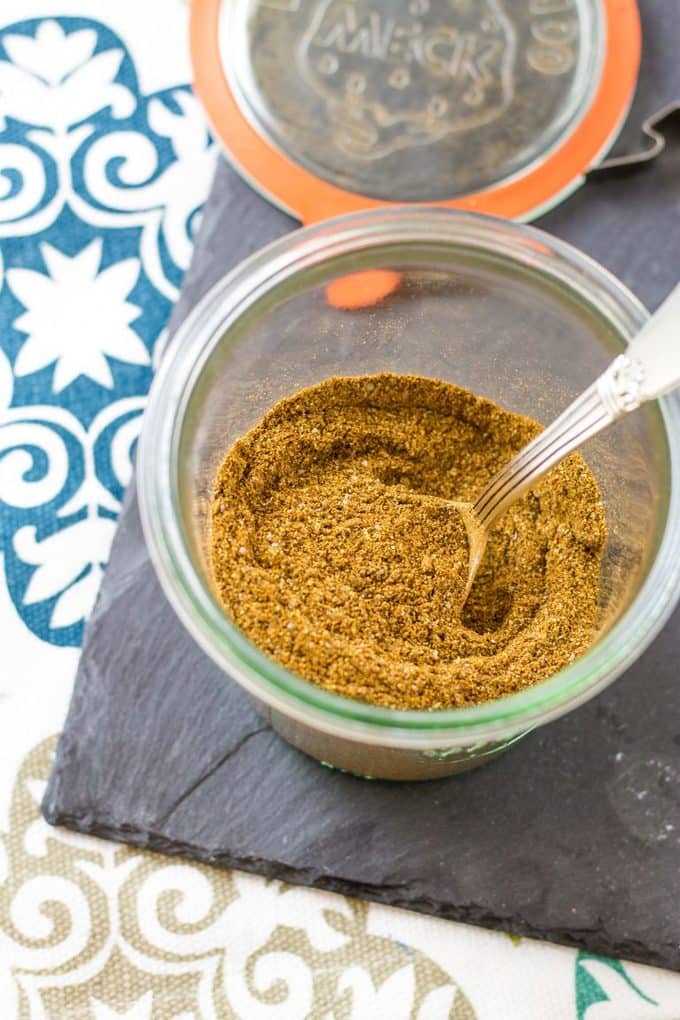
left=225, top=0, right=602, bottom=202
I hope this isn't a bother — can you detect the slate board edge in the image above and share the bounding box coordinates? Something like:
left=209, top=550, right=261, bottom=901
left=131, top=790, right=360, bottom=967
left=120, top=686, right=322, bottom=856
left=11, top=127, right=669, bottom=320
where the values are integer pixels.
left=41, top=799, right=671, bottom=971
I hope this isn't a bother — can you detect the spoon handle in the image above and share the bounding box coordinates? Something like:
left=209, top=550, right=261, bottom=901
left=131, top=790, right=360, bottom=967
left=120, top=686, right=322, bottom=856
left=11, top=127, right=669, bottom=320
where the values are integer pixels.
left=473, top=283, right=680, bottom=531
left=626, top=282, right=680, bottom=400
left=472, top=379, right=614, bottom=530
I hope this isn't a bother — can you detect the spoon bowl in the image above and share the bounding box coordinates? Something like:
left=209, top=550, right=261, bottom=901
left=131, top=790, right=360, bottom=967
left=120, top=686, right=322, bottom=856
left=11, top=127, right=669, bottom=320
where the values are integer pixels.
left=450, top=501, right=487, bottom=600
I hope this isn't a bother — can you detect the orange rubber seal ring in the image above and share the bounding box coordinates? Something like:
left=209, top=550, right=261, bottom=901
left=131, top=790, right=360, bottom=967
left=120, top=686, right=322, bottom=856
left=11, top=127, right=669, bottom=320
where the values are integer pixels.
left=190, top=0, right=641, bottom=225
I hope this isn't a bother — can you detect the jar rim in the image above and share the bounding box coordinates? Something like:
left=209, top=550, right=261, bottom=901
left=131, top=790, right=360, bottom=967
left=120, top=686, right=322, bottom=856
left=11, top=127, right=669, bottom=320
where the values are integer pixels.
left=138, top=207, right=680, bottom=747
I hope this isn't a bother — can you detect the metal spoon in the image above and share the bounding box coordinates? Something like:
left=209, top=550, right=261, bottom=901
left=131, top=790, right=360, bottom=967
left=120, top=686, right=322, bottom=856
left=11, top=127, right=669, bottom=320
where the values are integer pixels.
left=459, top=283, right=680, bottom=598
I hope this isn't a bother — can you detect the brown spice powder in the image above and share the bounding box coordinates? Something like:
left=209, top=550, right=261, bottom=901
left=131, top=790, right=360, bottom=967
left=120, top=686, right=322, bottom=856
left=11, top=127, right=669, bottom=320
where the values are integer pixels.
left=210, top=374, right=606, bottom=709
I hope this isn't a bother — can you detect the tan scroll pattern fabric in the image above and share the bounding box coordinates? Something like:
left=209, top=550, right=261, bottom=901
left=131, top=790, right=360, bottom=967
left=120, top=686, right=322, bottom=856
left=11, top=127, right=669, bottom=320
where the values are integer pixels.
left=0, top=740, right=476, bottom=1019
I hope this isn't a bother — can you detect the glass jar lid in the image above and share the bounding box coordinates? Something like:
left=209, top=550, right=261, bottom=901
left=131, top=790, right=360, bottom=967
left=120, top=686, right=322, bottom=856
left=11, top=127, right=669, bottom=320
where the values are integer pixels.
left=190, top=0, right=640, bottom=222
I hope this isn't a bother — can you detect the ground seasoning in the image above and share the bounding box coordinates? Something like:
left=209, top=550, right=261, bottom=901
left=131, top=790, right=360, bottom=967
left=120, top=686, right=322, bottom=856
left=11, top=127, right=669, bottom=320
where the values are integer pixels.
left=210, top=374, right=606, bottom=709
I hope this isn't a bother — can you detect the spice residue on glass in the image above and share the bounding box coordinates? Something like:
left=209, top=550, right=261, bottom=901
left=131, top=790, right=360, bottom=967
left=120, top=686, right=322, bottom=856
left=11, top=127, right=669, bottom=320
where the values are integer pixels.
left=210, top=374, right=606, bottom=709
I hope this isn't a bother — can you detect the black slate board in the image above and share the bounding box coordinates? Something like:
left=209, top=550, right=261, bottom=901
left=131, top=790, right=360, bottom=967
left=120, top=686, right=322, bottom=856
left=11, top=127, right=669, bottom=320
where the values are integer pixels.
left=44, top=0, right=680, bottom=972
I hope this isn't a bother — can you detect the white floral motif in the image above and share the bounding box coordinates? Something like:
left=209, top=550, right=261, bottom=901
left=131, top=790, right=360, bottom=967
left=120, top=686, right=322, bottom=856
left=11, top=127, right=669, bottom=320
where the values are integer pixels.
left=1, top=398, right=144, bottom=631
left=9, top=239, right=148, bottom=392
left=0, top=17, right=216, bottom=310
left=82, top=89, right=216, bottom=299
left=0, top=20, right=134, bottom=130
left=0, top=421, right=69, bottom=508
left=16, top=522, right=112, bottom=628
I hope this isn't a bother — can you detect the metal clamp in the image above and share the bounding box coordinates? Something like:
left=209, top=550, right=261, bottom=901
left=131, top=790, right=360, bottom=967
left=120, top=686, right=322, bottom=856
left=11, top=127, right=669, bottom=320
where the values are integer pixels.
left=587, top=100, right=680, bottom=177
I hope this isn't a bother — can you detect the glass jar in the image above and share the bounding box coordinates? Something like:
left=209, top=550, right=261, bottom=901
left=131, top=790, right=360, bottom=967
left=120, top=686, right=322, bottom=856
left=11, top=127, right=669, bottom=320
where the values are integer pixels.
left=138, top=208, right=680, bottom=780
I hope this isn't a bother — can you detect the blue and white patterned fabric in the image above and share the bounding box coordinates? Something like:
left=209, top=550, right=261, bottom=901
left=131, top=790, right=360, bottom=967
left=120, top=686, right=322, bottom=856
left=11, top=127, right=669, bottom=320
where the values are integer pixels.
left=0, top=14, right=214, bottom=645
left=1, top=6, right=680, bottom=1018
